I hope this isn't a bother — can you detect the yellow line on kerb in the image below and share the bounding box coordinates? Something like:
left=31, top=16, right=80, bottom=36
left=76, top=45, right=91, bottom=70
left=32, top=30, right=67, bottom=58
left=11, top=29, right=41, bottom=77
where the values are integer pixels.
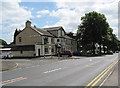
left=85, top=60, right=118, bottom=88
left=90, top=60, right=118, bottom=88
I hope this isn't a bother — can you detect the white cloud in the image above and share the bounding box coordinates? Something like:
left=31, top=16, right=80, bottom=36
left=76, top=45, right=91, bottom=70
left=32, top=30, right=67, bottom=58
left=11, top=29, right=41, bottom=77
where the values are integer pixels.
left=36, top=15, right=41, bottom=18
left=112, top=27, right=118, bottom=37
left=46, top=0, right=119, bottom=35
left=48, top=8, right=82, bottom=33
left=37, top=10, right=50, bottom=14
left=31, top=8, right=34, bottom=10
left=1, top=0, right=33, bottom=44
left=32, top=23, right=38, bottom=27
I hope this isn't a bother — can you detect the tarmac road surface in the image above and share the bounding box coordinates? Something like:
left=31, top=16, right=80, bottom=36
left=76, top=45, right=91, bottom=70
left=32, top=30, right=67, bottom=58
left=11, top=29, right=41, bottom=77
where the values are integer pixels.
left=1, top=53, right=118, bottom=87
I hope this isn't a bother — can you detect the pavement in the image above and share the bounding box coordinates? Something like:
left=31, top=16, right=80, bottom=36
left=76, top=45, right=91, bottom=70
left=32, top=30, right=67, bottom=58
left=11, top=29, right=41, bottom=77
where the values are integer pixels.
left=102, top=55, right=120, bottom=87
left=102, top=61, right=118, bottom=86
left=2, top=61, right=17, bottom=72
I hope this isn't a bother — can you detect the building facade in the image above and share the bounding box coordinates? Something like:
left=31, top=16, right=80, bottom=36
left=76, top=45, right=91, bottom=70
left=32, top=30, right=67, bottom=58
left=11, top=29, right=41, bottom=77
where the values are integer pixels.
left=12, top=20, right=77, bottom=57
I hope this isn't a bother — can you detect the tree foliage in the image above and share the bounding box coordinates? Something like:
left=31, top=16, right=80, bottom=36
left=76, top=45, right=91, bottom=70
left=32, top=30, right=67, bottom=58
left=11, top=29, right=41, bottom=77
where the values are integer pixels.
left=0, top=39, right=7, bottom=45
left=77, top=11, right=119, bottom=54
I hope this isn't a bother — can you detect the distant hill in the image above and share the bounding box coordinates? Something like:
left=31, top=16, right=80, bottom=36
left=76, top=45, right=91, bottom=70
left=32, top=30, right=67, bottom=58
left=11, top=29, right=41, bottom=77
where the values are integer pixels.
left=0, top=39, right=7, bottom=45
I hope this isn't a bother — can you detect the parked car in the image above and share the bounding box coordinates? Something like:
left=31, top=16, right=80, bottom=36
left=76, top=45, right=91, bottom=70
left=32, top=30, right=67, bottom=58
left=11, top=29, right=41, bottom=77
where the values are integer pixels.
left=73, top=51, right=83, bottom=56
left=116, top=51, right=119, bottom=53
left=107, top=51, right=113, bottom=54
left=87, top=51, right=92, bottom=54
left=56, top=50, right=72, bottom=57
left=0, top=52, right=13, bottom=59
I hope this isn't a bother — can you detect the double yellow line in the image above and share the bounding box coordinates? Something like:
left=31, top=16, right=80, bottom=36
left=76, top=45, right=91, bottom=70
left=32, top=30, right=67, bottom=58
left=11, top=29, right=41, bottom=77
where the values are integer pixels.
left=85, top=59, right=118, bottom=88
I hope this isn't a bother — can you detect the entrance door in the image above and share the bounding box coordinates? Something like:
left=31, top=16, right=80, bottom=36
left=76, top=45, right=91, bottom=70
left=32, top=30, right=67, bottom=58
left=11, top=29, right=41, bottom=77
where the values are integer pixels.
left=38, top=49, right=40, bottom=56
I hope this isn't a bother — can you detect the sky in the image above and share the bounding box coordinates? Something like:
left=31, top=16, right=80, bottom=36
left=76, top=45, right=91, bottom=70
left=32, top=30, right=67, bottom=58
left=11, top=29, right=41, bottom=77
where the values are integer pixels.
left=1, top=0, right=120, bottom=44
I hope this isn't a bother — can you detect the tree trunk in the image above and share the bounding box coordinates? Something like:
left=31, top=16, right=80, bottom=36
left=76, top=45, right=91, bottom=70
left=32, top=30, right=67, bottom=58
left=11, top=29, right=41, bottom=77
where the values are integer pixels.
left=93, top=42, right=95, bottom=55
left=99, top=44, right=101, bottom=54
left=107, top=46, right=109, bottom=53
left=103, top=45, right=105, bottom=54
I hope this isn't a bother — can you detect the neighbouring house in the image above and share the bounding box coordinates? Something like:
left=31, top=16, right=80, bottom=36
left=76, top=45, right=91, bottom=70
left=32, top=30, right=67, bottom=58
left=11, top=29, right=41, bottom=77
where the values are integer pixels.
left=12, top=20, right=77, bottom=57
left=66, top=32, right=77, bottom=40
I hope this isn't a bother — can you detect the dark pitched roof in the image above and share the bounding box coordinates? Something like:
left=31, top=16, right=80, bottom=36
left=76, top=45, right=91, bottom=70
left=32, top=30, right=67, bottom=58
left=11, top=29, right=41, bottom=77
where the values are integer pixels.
left=11, top=45, right=35, bottom=51
left=60, top=35, right=75, bottom=40
left=42, top=26, right=62, bottom=31
left=42, top=26, right=66, bottom=37
left=31, top=27, right=53, bottom=37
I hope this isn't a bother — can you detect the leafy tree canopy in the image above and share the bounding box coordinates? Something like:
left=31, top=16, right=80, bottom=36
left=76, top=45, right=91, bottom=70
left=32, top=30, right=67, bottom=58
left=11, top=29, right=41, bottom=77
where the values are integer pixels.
left=77, top=11, right=119, bottom=53
left=0, top=39, right=7, bottom=45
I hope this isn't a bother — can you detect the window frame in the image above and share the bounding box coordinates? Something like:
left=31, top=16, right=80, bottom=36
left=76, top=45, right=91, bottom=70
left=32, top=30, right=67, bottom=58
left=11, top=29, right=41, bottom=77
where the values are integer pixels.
left=19, top=37, right=22, bottom=43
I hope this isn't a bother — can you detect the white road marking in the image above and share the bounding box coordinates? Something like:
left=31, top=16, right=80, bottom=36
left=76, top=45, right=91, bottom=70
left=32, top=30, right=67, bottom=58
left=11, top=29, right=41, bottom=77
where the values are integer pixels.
left=43, top=68, right=62, bottom=74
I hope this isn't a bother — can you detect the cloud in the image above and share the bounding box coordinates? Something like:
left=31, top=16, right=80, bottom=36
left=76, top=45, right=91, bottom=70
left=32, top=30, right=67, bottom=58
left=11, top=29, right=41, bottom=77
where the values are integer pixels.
left=31, top=8, right=34, bottom=10
left=37, top=10, right=50, bottom=14
left=36, top=15, right=41, bottom=18
left=46, top=0, right=119, bottom=35
left=48, top=8, right=82, bottom=33
left=112, top=27, right=118, bottom=37
left=1, top=0, right=33, bottom=43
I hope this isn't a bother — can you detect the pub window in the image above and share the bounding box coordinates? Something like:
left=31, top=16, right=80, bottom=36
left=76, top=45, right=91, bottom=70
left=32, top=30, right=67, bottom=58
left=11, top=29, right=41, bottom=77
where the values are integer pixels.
left=52, top=48, right=54, bottom=52
left=44, top=37, right=48, bottom=44
left=20, top=50, right=23, bottom=54
left=19, top=37, right=22, bottom=43
left=45, top=47, right=48, bottom=53
left=51, top=38, right=54, bottom=44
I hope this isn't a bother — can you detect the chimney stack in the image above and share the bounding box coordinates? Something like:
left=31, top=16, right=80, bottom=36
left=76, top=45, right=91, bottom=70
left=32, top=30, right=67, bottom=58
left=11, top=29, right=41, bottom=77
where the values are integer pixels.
left=26, top=20, right=31, bottom=28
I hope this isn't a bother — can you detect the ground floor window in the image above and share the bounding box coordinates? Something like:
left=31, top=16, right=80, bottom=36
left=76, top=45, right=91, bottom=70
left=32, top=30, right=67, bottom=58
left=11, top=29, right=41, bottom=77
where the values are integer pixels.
left=52, top=48, right=54, bottom=52
left=20, top=50, right=23, bottom=54
left=45, top=47, right=48, bottom=54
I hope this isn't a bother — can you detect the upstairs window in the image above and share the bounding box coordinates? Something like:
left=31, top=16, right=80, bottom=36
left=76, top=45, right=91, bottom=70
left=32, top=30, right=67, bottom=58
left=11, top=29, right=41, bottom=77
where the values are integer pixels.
left=44, top=37, right=48, bottom=44
left=57, top=39, right=59, bottom=42
left=19, top=37, right=22, bottom=43
left=51, top=38, right=54, bottom=44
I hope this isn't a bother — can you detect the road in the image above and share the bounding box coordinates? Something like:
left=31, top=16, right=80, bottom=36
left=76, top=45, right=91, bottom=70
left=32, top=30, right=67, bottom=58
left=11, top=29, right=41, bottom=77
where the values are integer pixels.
left=1, top=53, right=118, bottom=87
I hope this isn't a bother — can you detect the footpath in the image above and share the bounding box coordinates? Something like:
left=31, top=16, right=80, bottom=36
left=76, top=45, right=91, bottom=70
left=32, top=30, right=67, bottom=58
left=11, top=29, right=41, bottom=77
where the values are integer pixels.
left=2, top=61, right=17, bottom=71
left=102, top=60, right=119, bottom=87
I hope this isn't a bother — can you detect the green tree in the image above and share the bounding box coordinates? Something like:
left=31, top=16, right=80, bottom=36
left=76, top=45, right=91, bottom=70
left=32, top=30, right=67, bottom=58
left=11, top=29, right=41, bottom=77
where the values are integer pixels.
left=110, top=34, right=119, bottom=52
left=102, top=27, right=113, bottom=53
left=0, top=39, right=7, bottom=45
left=103, top=27, right=119, bottom=52
left=77, top=11, right=109, bottom=54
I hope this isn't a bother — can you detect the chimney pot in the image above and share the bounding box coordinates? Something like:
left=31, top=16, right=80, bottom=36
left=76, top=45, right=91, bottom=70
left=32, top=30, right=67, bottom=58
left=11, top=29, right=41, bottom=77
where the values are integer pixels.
left=26, top=20, right=31, bottom=28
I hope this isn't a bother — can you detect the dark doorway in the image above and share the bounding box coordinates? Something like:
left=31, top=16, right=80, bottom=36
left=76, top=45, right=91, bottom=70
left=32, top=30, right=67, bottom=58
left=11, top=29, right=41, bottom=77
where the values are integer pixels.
left=38, top=49, right=40, bottom=56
